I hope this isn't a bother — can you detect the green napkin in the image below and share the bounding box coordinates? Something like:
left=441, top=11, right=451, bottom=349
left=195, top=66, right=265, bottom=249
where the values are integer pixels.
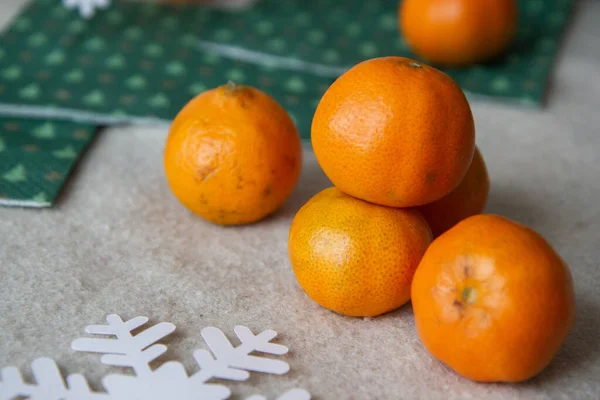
left=0, top=0, right=334, bottom=137
left=0, top=118, right=96, bottom=207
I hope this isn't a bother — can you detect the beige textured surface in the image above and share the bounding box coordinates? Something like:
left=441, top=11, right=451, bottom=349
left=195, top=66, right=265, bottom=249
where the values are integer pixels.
left=1, top=1, right=600, bottom=399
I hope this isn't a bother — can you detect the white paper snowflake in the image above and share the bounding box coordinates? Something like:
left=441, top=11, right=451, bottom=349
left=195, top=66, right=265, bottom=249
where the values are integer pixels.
left=62, top=0, right=111, bottom=18
left=0, top=314, right=310, bottom=400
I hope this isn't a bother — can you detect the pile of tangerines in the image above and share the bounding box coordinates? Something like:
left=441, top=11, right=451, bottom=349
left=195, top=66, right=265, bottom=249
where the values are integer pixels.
left=163, top=1, right=573, bottom=384
left=290, top=57, right=574, bottom=383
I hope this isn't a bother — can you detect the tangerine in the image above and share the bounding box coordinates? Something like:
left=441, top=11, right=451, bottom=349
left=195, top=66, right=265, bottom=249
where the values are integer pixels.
left=164, top=83, right=302, bottom=225
left=411, top=214, right=575, bottom=382
left=312, top=57, right=475, bottom=208
left=419, top=147, right=489, bottom=237
left=400, top=0, right=518, bottom=66
left=289, top=187, right=432, bottom=317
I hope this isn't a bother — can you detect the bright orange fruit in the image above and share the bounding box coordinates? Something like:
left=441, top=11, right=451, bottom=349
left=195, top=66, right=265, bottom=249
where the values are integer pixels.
left=412, top=214, right=575, bottom=382
left=400, top=0, right=518, bottom=66
left=311, top=57, right=475, bottom=208
left=164, top=83, right=302, bottom=225
left=419, top=147, right=490, bottom=237
left=288, top=187, right=432, bottom=317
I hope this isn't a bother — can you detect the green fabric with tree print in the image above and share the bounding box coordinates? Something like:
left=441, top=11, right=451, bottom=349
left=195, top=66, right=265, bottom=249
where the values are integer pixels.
left=0, top=119, right=96, bottom=207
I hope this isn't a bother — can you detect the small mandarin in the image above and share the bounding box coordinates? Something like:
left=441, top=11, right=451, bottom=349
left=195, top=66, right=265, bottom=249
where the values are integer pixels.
left=311, top=57, right=475, bottom=208
left=400, top=0, right=518, bottom=66
left=419, top=147, right=490, bottom=237
left=164, top=82, right=302, bottom=225
left=289, top=187, right=432, bottom=317
left=412, top=214, right=575, bottom=382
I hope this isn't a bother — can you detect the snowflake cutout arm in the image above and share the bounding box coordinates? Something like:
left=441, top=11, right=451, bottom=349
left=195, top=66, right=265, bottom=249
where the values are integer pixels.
left=62, top=0, right=111, bottom=18
left=71, top=314, right=175, bottom=377
left=0, top=358, right=108, bottom=400
left=190, top=325, right=289, bottom=385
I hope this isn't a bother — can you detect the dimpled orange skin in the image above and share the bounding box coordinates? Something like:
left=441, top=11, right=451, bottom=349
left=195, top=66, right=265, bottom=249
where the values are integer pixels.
left=288, top=187, right=433, bottom=317
left=419, top=147, right=490, bottom=237
left=400, top=0, right=518, bottom=67
left=311, top=57, right=475, bottom=208
left=411, top=214, right=575, bottom=382
left=164, top=83, right=302, bottom=225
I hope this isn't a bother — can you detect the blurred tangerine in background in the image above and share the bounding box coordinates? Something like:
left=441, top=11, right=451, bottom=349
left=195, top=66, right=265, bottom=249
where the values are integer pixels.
left=400, top=0, right=518, bottom=67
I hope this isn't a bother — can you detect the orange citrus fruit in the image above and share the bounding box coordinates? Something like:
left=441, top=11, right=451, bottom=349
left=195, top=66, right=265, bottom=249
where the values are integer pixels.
left=419, top=147, right=490, bottom=237
left=164, top=82, right=302, bottom=225
left=311, top=57, right=475, bottom=208
left=400, top=0, right=518, bottom=66
left=411, top=214, right=575, bottom=382
left=288, top=187, right=432, bottom=317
